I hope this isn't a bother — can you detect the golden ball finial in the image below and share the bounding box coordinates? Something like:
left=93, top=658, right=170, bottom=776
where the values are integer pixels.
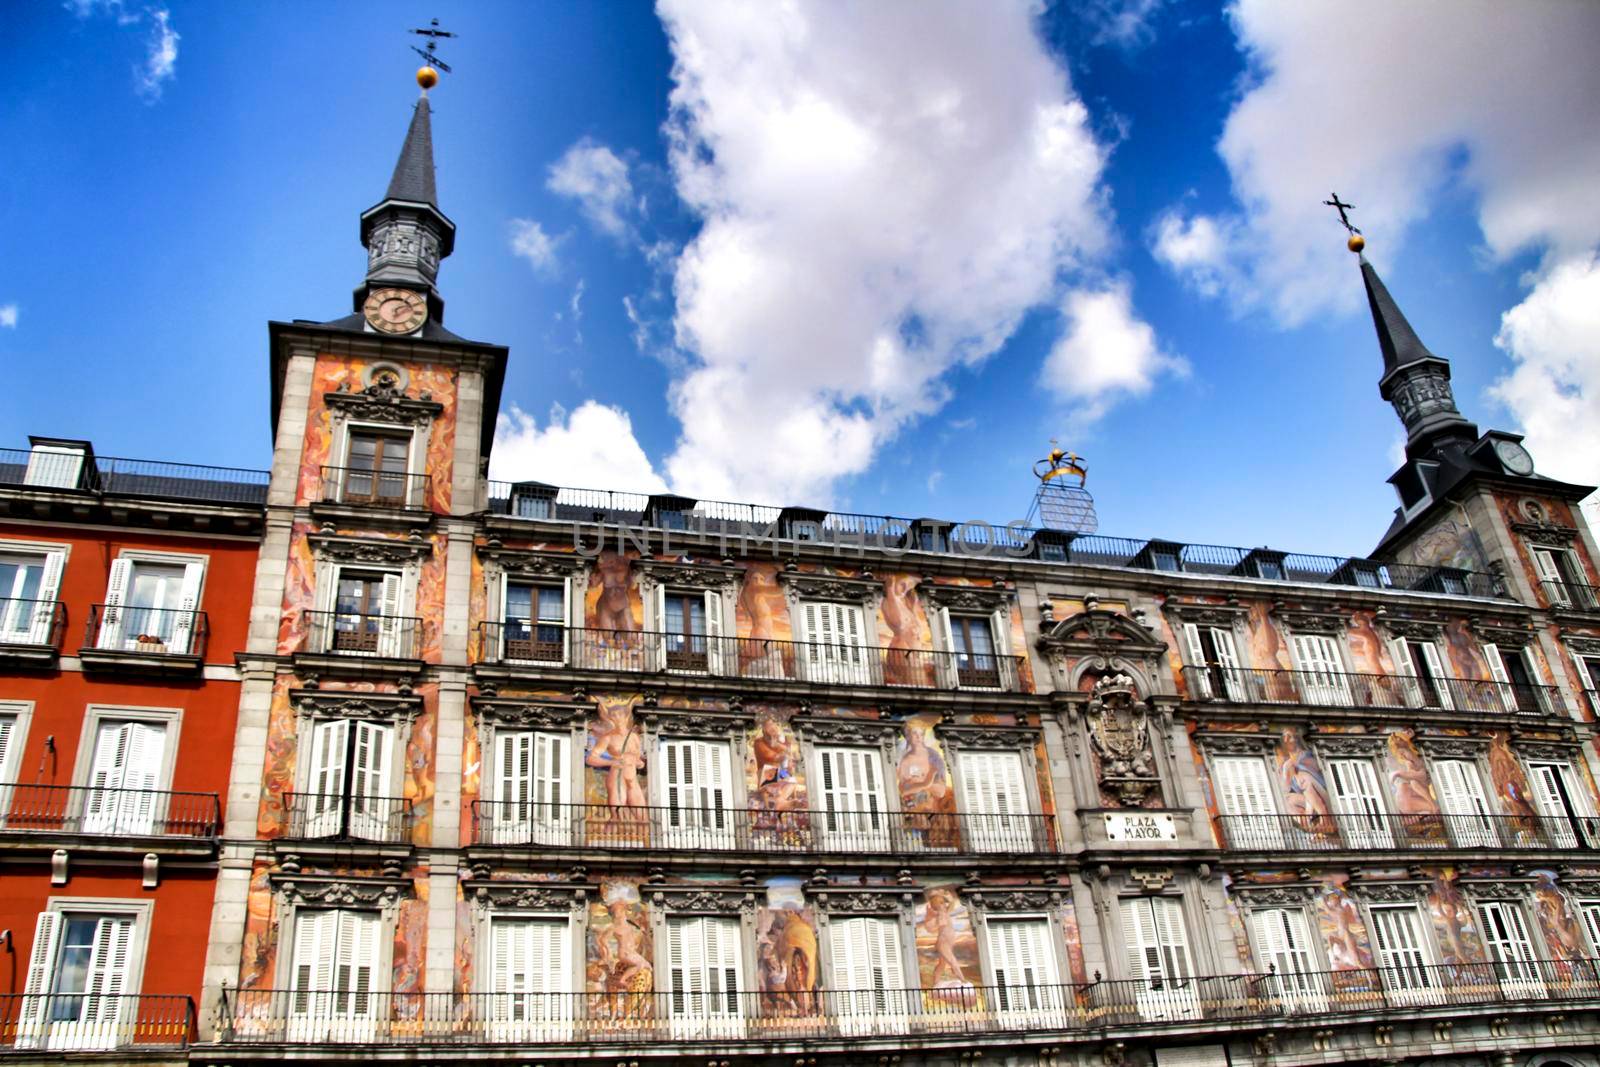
left=416, top=66, right=439, bottom=90
left=1347, top=233, right=1365, bottom=254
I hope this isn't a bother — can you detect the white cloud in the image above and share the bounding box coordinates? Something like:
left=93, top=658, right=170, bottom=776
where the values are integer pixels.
left=1489, top=253, right=1600, bottom=489
left=547, top=139, right=635, bottom=239
left=1078, top=0, right=1165, bottom=49
left=1040, top=281, right=1185, bottom=421
left=0, top=304, right=16, bottom=329
left=136, top=7, right=178, bottom=101
left=1149, top=209, right=1234, bottom=298
left=1156, top=1, right=1600, bottom=324
left=654, top=0, right=1162, bottom=504
left=490, top=402, right=668, bottom=492
left=507, top=219, right=560, bottom=273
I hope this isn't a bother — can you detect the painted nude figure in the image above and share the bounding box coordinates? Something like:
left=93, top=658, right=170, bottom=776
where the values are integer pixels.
left=587, top=702, right=646, bottom=825
left=922, top=888, right=970, bottom=986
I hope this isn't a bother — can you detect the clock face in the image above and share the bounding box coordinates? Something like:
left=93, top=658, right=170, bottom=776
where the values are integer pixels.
left=363, top=287, right=427, bottom=335
left=1494, top=439, right=1534, bottom=476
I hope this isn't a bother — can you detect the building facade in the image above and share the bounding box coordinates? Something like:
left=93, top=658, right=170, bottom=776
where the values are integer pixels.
left=0, top=439, right=266, bottom=1059
left=8, top=83, right=1600, bottom=1067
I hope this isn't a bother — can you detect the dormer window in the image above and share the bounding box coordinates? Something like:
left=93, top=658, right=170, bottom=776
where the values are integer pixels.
left=23, top=438, right=90, bottom=490
left=509, top=482, right=558, bottom=520
left=644, top=494, right=698, bottom=531
left=1132, top=540, right=1184, bottom=574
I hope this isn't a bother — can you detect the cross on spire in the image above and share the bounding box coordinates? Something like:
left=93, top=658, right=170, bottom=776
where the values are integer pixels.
left=1323, top=192, right=1361, bottom=236
left=410, top=18, right=457, bottom=74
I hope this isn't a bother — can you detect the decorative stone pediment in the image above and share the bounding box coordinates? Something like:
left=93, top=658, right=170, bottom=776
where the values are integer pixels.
left=1516, top=739, right=1581, bottom=761
left=1558, top=877, right=1600, bottom=898
left=966, top=886, right=1063, bottom=912
left=1270, top=604, right=1350, bottom=635
left=1373, top=610, right=1450, bottom=641
left=646, top=884, right=757, bottom=915
left=290, top=689, right=423, bottom=724
left=325, top=374, right=444, bottom=426
left=1348, top=879, right=1429, bottom=903
left=813, top=887, right=914, bottom=914
left=1457, top=877, right=1538, bottom=901
left=477, top=545, right=590, bottom=580
left=1469, top=619, right=1538, bottom=647
left=920, top=581, right=1013, bottom=614
left=794, top=715, right=901, bottom=749
left=1561, top=634, right=1600, bottom=656
left=1197, top=730, right=1277, bottom=756
left=1231, top=882, right=1319, bottom=906
left=309, top=531, right=433, bottom=564
left=471, top=698, right=589, bottom=730
left=1126, top=867, right=1174, bottom=893
left=1512, top=521, right=1578, bottom=548
left=1311, top=733, right=1388, bottom=757
left=1039, top=609, right=1164, bottom=654
left=637, top=704, right=755, bottom=737
left=943, top=723, right=1038, bottom=751
left=778, top=570, right=882, bottom=605
left=636, top=559, right=743, bottom=593
left=466, top=879, right=593, bottom=912
left=1415, top=736, right=1489, bottom=759
left=273, top=874, right=405, bottom=910
left=1163, top=600, right=1250, bottom=627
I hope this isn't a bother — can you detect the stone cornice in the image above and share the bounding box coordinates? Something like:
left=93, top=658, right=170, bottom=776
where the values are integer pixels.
left=919, top=580, right=1014, bottom=614
left=942, top=722, right=1039, bottom=750
left=324, top=379, right=444, bottom=426
left=635, top=559, right=744, bottom=591
left=470, top=697, right=591, bottom=730
left=1162, top=600, right=1251, bottom=626
left=464, top=879, right=595, bottom=912
left=308, top=531, right=433, bottom=564
left=964, top=885, right=1064, bottom=911
left=1269, top=603, right=1350, bottom=635
left=1511, top=520, right=1579, bottom=548
left=271, top=873, right=407, bottom=909
left=290, top=688, right=423, bottom=723
left=793, top=715, right=901, bottom=748
left=777, top=570, right=884, bottom=605
left=644, top=883, right=758, bottom=914
left=476, top=544, right=591, bottom=578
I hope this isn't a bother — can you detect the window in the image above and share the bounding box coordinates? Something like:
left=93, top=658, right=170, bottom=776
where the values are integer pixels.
left=82, top=720, right=167, bottom=835
left=1525, top=760, right=1599, bottom=848
left=24, top=443, right=86, bottom=489
left=288, top=909, right=382, bottom=1042
left=1325, top=757, right=1392, bottom=848
left=0, top=703, right=26, bottom=788
left=1392, top=638, right=1453, bottom=710
left=829, top=916, right=906, bottom=1034
left=487, top=730, right=570, bottom=846
left=1290, top=634, right=1351, bottom=705
left=1476, top=900, right=1544, bottom=996
left=958, top=749, right=1032, bottom=853
left=1533, top=547, right=1595, bottom=608
left=1250, top=907, right=1324, bottom=1013
left=1579, top=900, right=1600, bottom=956
left=987, top=917, right=1065, bottom=1025
left=1210, top=756, right=1283, bottom=848
left=342, top=428, right=412, bottom=507
left=331, top=570, right=404, bottom=656
left=98, top=557, right=204, bottom=655
left=666, top=916, right=742, bottom=1037
left=1578, top=655, right=1600, bottom=714
left=301, top=719, right=397, bottom=841
left=659, top=738, right=733, bottom=848
left=800, top=601, right=870, bottom=685
left=945, top=615, right=1002, bottom=688
left=1430, top=758, right=1498, bottom=847
left=487, top=917, right=572, bottom=1038
left=0, top=548, right=63, bottom=644
left=1483, top=643, right=1546, bottom=714
left=651, top=587, right=724, bottom=674
left=1119, top=897, right=1197, bottom=1021
left=502, top=581, right=568, bottom=664
left=1368, top=905, right=1439, bottom=1006
left=1182, top=623, right=1244, bottom=701
left=1151, top=548, right=1182, bottom=572
left=18, top=908, right=143, bottom=1050
left=815, top=747, right=889, bottom=850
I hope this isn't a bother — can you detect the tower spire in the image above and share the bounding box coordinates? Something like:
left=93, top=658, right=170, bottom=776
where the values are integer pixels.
left=384, top=96, right=438, bottom=207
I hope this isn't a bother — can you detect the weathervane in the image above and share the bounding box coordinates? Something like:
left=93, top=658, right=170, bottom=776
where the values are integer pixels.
left=410, top=18, right=457, bottom=91
left=1323, top=191, right=1366, bottom=253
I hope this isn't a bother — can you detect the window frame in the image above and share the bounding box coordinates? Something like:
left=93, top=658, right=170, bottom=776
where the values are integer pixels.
left=477, top=910, right=578, bottom=1035
left=0, top=699, right=35, bottom=788
left=1320, top=752, right=1394, bottom=849
left=17, top=895, right=155, bottom=1049
left=981, top=912, right=1067, bottom=1022
left=98, top=550, right=208, bottom=655
left=1245, top=904, right=1326, bottom=1012
left=484, top=727, right=576, bottom=847
left=812, top=744, right=892, bottom=850
left=69, top=705, right=182, bottom=797
left=1286, top=630, right=1353, bottom=705
left=277, top=904, right=393, bottom=1039
left=1207, top=752, right=1285, bottom=848
left=0, top=539, right=69, bottom=644
left=1363, top=902, right=1441, bottom=1005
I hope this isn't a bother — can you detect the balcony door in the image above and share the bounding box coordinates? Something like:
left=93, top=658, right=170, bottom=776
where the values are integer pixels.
left=1369, top=906, right=1440, bottom=1006
left=1526, top=761, right=1599, bottom=848
left=333, top=571, right=403, bottom=657
left=958, top=750, right=1032, bottom=853
left=1120, top=897, right=1198, bottom=1022
left=651, top=588, right=724, bottom=675
left=667, top=916, right=743, bottom=1040
left=1291, top=635, right=1351, bottom=706
left=288, top=909, right=382, bottom=1042
left=1250, top=907, right=1325, bottom=1013
left=1431, top=759, right=1498, bottom=847
left=501, top=581, right=568, bottom=665
left=829, top=916, right=907, bottom=1035
left=1476, top=901, right=1545, bottom=998
left=17, top=912, right=135, bottom=1051
left=946, top=614, right=1001, bottom=689
left=343, top=429, right=412, bottom=507
left=1211, top=756, right=1284, bottom=848
left=99, top=558, right=202, bottom=655
left=988, top=917, right=1066, bottom=1029
left=801, top=601, right=871, bottom=686
left=1326, top=758, right=1393, bottom=849
left=304, top=719, right=395, bottom=841
left=82, top=721, right=166, bottom=835
left=491, top=731, right=570, bottom=846
left=488, top=917, right=572, bottom=1040
left=1183, top=623, right=1244, bottom=701
left=815, top=747, right=888, bottom=851
left=659, top=739, right=733, bottom=849
left=0, top=550, right=61, bottom=644
left=1484, top=643, right=1546, bottom=714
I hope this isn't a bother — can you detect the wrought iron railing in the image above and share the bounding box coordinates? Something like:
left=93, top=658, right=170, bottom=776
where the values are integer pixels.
left=0, top=993, right=195, bottom=1051
left=1215, top=811, right=1599, bottom=852
left=471, top=801, right=1056, bottom=854
left=0, top=447, right=268, bottom=506
left=83, top=604, right=207, bottom=659
left=0, top=783, right=219, bottom=838
left=218, top=959, right=1600, bottom=1044
left=318, top=466, right=431, bottom=509
left=281, top=792, right=412, bottom=845
left=0, top=598, right=64, bottom=648
left=303, top=610, right=422, bottom=660
left=1542, top=579, right=1600, bottom=612
left=483, top=480, right=1507, bottom=599
left=1181, top=665, right=1560, bottom=715
left=477, top=624, right=1027, bottom=692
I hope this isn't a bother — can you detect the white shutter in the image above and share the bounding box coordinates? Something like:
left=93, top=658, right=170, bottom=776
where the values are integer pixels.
left=1326, top=758, right=1392, bottom=848
left=830, top=917, right=905, bottom=1032
left=817, top=747, right=887, bottom=848
left=660, top=739, right=732, bottom=846
left=959, top=750, right=1030, bottom=852
left=376, top=573, right=404, bottom=657
left=0, top=714, right=16, bottom=784
left=988, top=918, right=1062, bottom=1020
left=1212, top=757, right=1282, bottom=848
left=1251, top=908, right=1324, bottom=1012
left=1369, top=906, right=1437, bottom=1004
left=935, top=608, right=959, bottom=688
left=1533, top=550, right=1568, bottom=604
left=1293, top=634, right=1351, bottom=706
left=16, top=911, right=63, bottom=1047
left=495, top=730, right=534, bottom=843
left=348, top=721, right=394, bottom=841
left=166, top=561, right=204, bottom=656
left=306, top=720, right=351, bottom=838
left=1211, top=627, right=1245, bottom=700
left=289, top=909, right=337, bottom=1031
left=1418, top=641, right=1454, bottom=710
left=648, top=584, right=667, bottom=671
left=704, top=590, right=725, bottom=675
left=533, top=731, right=569, bottom=843
left=1389, top=639, right=1422, bottom=708
left=1182, top=624, right=1213, bottom=699
left=1121, top=898, right=1199, bottom=1021
left=1477, top=902, right=1544, bottom=994
left=83, top=722, right=166, bottom=835
left=28, top=551, right=64, bottom=644
left=1528, top=762, right=1596, bottom=848
left=1581, top=902, right=1600, bottom=956
left=97, top=558, right=131, bottom=649
left=1482, top=642, right=1515, bottom=713
left=491, top=918, right=572, bottom=1031
left=82, top=916, right=135, bottom=1026
left=1433, top=759, right=1497, bottom=847
left=1579, top=657, right=1600, bottom=699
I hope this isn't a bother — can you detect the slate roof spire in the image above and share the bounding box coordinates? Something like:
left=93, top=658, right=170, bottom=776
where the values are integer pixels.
left=355, top=90, right=456, bottom=314
left=385, top=95, right=438, bottom=207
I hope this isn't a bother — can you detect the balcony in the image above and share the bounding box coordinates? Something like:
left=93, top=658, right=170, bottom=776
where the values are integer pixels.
left=281, top=792, right=413, bottom=848
left=1181, top=665, right=1561, bottom=716
left=0, top=597, right=65, bottom=667
left=314, top=466, right=432, bottom=525
left=79, top=605, right=207, bottom=676
left=302, top=610, right=422, bottom=663
left=1543, top=579, right=1600, bottom=614
left=477, top=624, right=1028, bottom=693
left=0, top=993, right=195, bottom=1053
left=217, top=959, right=1600, bottom=1047
left=1215, top=811, right=1599, bottom=852
left=470, top=801, right=1055, bottom=856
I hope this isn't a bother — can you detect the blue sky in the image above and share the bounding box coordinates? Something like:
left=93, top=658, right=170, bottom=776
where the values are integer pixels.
left=3, top=1, right=1596, bottom=559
